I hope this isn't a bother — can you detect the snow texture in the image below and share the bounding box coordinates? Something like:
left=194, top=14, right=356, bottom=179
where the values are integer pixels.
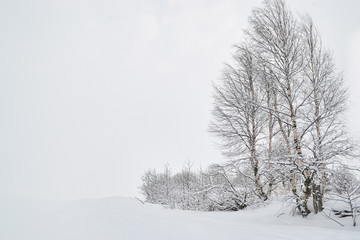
left=0, top=197, right=358, bottom=240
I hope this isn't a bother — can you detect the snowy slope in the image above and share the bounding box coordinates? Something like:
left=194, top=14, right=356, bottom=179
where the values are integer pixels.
left=0, top=197, right=358, bottom=240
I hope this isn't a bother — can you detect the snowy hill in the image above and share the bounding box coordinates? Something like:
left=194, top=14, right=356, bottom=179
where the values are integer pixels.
left=0, top=197, right=358, bottom=240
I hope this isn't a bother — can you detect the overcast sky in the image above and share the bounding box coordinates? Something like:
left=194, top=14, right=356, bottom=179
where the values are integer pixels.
left=1, top=0, right=359, bottom=200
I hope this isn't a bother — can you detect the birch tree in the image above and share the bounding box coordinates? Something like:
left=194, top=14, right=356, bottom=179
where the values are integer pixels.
left=300, top=15, right=352, bottom=213
left=210, top=45, right=270, bottom=201
left=246, top=0, right=314, bottom=213
left=211, top=0, right=353, bottom=215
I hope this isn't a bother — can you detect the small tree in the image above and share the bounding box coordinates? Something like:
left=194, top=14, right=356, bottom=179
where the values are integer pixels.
left=329, top=166, right=360, bottom=226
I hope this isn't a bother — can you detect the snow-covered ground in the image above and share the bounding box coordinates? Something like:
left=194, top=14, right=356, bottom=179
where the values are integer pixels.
left=0, top=197, right=358, bottom=240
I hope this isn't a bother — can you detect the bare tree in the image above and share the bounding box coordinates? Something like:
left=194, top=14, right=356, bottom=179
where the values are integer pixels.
left=300, top=15, right=351, bottom=213
left=142, top=0, right=356, bottom=220
left=211, top=0, right=353, bottom=215
left=246, top=0, right=314, bottom=214
left=210, top=45, right=270, bottom=201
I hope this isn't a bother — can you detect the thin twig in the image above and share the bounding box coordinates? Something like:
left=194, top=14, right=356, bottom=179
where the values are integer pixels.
left=321, top=211, right=344, bottom=227
left=135, top=197, right=145, bottom=204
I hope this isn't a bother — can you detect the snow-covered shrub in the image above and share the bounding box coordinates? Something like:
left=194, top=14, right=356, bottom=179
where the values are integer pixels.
left=140, top=163, right=255, bottom=211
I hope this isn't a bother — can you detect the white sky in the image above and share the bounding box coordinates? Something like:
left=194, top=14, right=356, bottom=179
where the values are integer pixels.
left=1, top=0, right=359, bottom=200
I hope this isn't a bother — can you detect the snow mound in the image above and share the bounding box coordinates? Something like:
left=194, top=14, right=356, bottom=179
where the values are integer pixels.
left=0, top=197, right=358, bottom=240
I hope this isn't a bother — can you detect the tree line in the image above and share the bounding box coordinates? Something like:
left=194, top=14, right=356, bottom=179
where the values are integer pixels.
left=140, top=0, right=360, bottom=222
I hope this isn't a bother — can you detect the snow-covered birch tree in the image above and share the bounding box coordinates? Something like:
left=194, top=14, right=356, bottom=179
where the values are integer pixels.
left=211, top=0, right=354, bottom=215
left=210, top=45, right=271, bottom=201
